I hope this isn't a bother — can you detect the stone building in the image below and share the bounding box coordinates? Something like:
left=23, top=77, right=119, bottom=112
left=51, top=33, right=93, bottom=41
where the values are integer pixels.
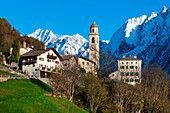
left=89, top=21, right=100, bottom=69
left=61, top=55, right=78, bottom=71
left=77, top=56, right=96, bottom=73
left=109, top=55, right=142, bottom=85
left=20, top=48, right=63, bottom=78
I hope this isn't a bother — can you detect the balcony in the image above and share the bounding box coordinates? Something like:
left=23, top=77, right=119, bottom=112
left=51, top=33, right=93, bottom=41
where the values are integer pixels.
left=25, top=60, right=37, bottom=64
left=47, top=55, right=56, bottom=59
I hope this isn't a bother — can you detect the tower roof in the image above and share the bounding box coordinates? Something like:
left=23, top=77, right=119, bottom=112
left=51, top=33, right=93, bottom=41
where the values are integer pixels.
left=90, top=21, right=98, bottom=28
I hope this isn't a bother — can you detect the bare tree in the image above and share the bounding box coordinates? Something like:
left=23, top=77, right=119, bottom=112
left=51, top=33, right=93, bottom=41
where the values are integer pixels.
left=85, top=73, right=107, bottom=113
left=59, top=59, right=82, bottom=102
left=99, top=49, right=115, bottom=78
left=140, top=64, right=169, bottom=113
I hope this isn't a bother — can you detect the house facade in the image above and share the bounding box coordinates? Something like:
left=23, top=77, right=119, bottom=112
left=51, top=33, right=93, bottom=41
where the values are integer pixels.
left=77, top=56, right=96, bottom=73
left=20, top=48, right=63, bottom=78
left=109, top=55, right=142, bottom=85
left=61, top=55, right=78, bottom=71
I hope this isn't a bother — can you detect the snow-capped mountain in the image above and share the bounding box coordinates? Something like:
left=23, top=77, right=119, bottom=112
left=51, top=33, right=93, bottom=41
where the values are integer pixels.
left=107, top=6, right=169, bottom=72
left=28, top=6, right=169, bottom=73
left=28, top=29, right=89, bottom=57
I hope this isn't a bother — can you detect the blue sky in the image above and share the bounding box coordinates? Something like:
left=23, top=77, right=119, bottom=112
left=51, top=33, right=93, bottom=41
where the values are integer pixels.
left=0, top=0, right=169, bottom=41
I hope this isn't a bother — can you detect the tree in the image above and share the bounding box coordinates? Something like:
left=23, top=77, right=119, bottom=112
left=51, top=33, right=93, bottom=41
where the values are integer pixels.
left=11, top=37, right=20, bottom=63
left=85, top=73, right=107, bottom=113
left=99, top=49, right=115, bottom=77
left=140, top=64, right=169, bottom=113
left=49, top=58, right=83, bottom=103
left=0, top=34, right=10, bottom=57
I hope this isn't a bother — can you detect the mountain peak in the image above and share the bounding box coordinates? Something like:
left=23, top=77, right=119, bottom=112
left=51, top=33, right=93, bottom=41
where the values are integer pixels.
left=125, top=15, right=147, bottom=38
left=161, top=6, right=167, bottom=14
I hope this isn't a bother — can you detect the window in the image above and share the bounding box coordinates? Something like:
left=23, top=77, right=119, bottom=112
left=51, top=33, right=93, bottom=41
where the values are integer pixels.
left=136, top=62, right=137, bottom=64
left=126, top=79, right=129, bottom=82
left=35, top=69, right=37, bottom=71
left=47, top=59, right=51, bottom=62
left=130, top=79, right=134, bottom=82
left=87, top=62, right=89, bottom=65
left=135, top=79, right=139, bottom=82
left=120, top=72, right=122, bottom=76
left=92, top=29, right=94, bottom=33
left=126, top=72, right=129, bottom=76
left=136, top=72, right=139, bottom=76
left=33, top=64, right=35, bottom=67
left=126, top=66, right=128, bottom=69
left=82, top=62, right=84, bottom=65
left=122, top=62, right=124, bottom=64
left=122, top=73, right=124, bottom=76
left=130, top=66, right=134, bottom=69
left=130, top=72, right=133, bottom=76
left=39, top=58, right=44, bottom=61
left=55, top=61, right=59, bottom=64
left=131, top=62, right=133, bottom=64
left=120, top=66, right=124, bottom=69
left=126, top=62, right=128, bottom=64
left=136, top=66, right=138, bottom=69
left=92, top=37, right=95, bottom=43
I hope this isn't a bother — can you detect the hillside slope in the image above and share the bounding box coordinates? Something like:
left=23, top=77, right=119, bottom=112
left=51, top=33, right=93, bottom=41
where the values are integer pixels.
left=0, top=79, right=87, bottom=113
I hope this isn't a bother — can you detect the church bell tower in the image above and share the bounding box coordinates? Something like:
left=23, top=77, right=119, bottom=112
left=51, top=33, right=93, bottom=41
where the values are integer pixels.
left=89, top=21, right=99, bottom=69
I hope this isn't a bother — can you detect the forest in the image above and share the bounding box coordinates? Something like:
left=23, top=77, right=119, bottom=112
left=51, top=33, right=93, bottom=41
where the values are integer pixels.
left=0, top=18, right=45, bottom=57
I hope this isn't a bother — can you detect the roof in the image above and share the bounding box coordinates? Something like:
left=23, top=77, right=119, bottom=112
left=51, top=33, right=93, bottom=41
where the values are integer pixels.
left=61, top=55, right=77, bottom=62
left=90, top=21, right=98, bottom=28
left=21, top=48, right=63, bottom=61
left=21, top=49, right=47, bottom=58
left=78, top=56, right=96, bottom=64
left=118, top=56, right=142, bottom=61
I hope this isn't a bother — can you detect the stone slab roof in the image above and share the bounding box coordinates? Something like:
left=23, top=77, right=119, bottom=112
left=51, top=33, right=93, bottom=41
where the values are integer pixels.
left=20, top=48, right=63, bottom=61
left=78, top=56, right=96, bottom=64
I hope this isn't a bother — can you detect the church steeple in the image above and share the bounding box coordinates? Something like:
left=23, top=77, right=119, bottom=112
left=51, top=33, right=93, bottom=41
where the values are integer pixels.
left=89, top=21, right=99, bottom=69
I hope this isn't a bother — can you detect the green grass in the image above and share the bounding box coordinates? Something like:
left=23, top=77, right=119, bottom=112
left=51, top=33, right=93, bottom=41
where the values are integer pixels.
left=0, top=79, right=88, bottom=113
left=0, top=70, right=21, bottom=77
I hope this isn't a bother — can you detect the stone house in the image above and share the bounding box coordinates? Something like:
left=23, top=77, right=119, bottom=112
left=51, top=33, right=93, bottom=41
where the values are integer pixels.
left=77, top=56, right=96, bottom=74
left=61, top=55, right=78, bottom=71
left=109, top=55, right=142, bottom=85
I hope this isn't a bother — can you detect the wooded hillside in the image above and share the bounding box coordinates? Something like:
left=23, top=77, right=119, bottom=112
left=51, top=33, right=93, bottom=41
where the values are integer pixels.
left=0, top=18, right=45, bottom=57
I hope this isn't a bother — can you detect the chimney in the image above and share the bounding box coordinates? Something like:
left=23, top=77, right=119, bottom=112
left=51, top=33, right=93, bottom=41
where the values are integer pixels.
left=134, top=55, right=137, bottom=59
left=44, top=45, right=47, bottom=50
left=123, top=55, right=126, bottom=58
left=23, top=41, right=26, bottom=48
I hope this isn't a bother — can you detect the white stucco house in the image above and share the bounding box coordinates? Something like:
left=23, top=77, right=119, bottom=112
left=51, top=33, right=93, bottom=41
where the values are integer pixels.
left=109, top=55, right=142, bottom=85
left=20, top=48, right=63, bottom=78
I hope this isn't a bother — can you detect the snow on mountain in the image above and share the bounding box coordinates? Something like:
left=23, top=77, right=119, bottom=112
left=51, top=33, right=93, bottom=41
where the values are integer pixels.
left=28, top=29, right=58, bottom=46
left=28, top=30, right=89, bottom=57
left=108, top=6, right=169, bottom=72
left=102, top=40, right=110, bottom=44
left=27, top=6, right=169, bottom=73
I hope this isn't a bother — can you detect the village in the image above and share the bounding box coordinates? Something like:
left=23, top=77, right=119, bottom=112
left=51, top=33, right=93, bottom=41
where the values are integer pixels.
left=0, top=20, right=168, bottom=113
left=1, top=21, right=142, bottom=85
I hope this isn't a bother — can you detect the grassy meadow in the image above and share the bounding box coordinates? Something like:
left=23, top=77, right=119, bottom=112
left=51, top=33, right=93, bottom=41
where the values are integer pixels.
left=0, top=79, right=87, bottom=113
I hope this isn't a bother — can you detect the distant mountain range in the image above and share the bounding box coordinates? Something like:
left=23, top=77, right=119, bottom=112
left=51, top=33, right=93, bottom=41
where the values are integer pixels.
left=28, top=6, right=169, bottom=73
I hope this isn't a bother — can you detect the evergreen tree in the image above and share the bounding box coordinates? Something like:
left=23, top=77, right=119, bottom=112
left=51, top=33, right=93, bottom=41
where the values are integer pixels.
left=11, top=37, right=20, bottom=63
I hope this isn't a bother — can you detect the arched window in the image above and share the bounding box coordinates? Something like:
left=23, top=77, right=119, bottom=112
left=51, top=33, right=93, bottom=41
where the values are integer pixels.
left=92, top=29, right=94, bottom=33
left=92, top=37, right=95, bottom=43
